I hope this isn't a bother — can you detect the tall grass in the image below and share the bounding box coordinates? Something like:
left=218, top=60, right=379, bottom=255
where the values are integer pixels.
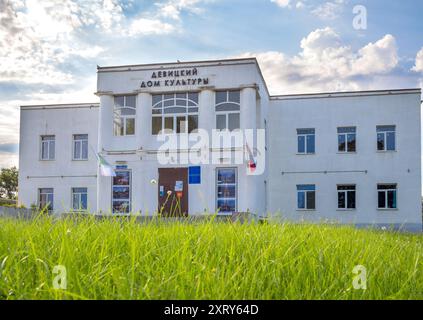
left=0, top=214, right=421, bottom=300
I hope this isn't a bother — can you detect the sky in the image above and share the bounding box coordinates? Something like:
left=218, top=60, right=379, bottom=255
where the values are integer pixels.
left=0, top=0, right=423, bottom=169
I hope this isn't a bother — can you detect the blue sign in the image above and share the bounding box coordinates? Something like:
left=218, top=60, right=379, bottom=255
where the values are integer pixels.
left=189, top=166, right=201, bottom=184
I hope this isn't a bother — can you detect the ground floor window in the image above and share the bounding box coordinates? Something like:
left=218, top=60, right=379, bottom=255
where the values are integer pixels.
left=216, top=168, right=237, bottom=214
left=337, top=185, right=356, bottom=209
left=297, top=185, right=316, bottom=210
left=112, top=170, right=131, bottom=214
left=378, top=184, right=397, bottom=209
left=39, top=188, right=53, bottom=211
left=72, top=187, right=88, bottom=210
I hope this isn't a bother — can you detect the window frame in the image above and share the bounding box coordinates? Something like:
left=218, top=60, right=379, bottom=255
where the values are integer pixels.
left=337, top=184, right=356, bottom=210
left=38, top=188, right=54, bottom=211
left=40, top=135, right=55, bottom=161
left=113, top=95, right=136, bottom=137
left=296, top=184, right=316, bottom=210
left=72, top=134, right=89, bottom=161
left=297, top=129, right=315, bottom=155
left=215, top=90, right=241, bottom=132
left=337, top=127, right=357, bottom=153
left=72, top=187, right=88, bottom=211
left=377, top=184, right=398, bottom=210
left=111, top=169, right=132, bottom=214
left=377, top=125, right=396, bottom=152
left=152, top=92, right=199, bottom=135
left=216, top=167, right=238, bottom=215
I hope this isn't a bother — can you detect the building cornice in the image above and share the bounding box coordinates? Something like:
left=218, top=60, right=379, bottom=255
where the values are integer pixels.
left=270, top=88, right=421, bottom=101
left=20, top=103, right=99, bottom=110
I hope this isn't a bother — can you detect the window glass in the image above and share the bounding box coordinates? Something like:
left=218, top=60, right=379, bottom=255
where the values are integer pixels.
left=386, top=132, right=395, bottom=151
left=114, top=95, right=136, bottom=136
left=72, top=187, right=87, bottom=210
left=39, top=188, right=53, bottom=211
left=297, top=185, right=315, bottom=210
left=377, top=133, right=385, bottom=151
left=177, top=116, right=187, bottom=134
left=164, top=117, right=174, bottom=132
left=188, top=115, right=198, bottom=133
left=228, top=113, right=240, bottom=131
left=215, top=91, right=227, bottom=104
left=228, top=91, right=240, bottom=103
left=347, top=134, right=356, bottom=152
left=152, top=117, right=162, bottom=135
left=338, top=134, right=346, bottom=152
left=306, top=135, right=315, bottom=153
left=126, top=118, right=135, bottom=135
left=152, top=92, right=198, bottom=134
left=216, top=114, right=226, bottom=131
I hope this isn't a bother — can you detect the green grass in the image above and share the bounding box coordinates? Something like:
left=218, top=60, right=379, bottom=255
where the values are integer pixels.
left=0, top=214, right=422, bottom=300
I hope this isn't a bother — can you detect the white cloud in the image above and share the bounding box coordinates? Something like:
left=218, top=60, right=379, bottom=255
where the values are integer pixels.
left=412, top=48, right=423, bottom=73
left=311, top=0, right=346, bottom=20
left=271, top=0, right=291, bottom=8
left=238, top=27, right=399, bottom=94
left=127, top=18, right=176, bottom=36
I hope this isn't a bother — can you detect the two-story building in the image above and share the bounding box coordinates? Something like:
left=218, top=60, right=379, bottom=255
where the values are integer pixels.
left=18, top=58, right=422, bottom=231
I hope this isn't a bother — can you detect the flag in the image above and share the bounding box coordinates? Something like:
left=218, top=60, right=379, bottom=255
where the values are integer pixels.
left=245, top=142, right=257, bottom=173
left=97, top=153, right=116, bottom=177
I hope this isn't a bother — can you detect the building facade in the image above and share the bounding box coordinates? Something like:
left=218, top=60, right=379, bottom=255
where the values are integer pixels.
left=18, top=58, right=422, bottom=231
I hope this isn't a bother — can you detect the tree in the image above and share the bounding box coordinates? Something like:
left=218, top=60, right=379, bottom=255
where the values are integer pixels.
left=0, top=166, right=18, bottom=200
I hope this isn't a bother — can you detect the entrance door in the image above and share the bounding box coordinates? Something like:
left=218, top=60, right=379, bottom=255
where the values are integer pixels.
left=158, top=168, right=189, bottom=217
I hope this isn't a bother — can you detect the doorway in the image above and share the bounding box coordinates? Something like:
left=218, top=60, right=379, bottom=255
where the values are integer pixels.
left=158, top=168, right=189, bottom=217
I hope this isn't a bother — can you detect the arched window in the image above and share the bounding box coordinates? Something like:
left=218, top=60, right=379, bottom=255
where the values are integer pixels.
left=114, top=95, right=136, bottom=136
left=215, top=90, right=240, bottom=131
left=152, top=92, right=199, bottom=134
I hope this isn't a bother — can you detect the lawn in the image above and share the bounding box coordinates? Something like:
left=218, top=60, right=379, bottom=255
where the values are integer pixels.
left=0, top=214, right=422, bottom=300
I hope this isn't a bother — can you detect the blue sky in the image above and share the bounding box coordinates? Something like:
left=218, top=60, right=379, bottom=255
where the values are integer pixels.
left=0, top=0, right=423, bottom=169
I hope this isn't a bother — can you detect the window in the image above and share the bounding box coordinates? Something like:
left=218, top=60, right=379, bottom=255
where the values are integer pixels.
left=73, top=134, right=88, bottom=160
left=215, top=90, right=240, bottom=131
left=72, top=188, right=88, bottom=210
left=39, top=188, right=53, bottom=211
left=40, top=135, right=55, bottom=160
left=338, top=127, right=356, bottom=153
left=189, top=166, right=201, bottom=184
left=297, top=129, right=315, bottom=154
left=152, top=92, right=199, bottom=134
left=216, top=168, right=237, bottom=214
left=112, top=170, right=131, bottom=214
left=378, top=184, right=397, bottom=209
left=297, top=185, right=316, bottom=210
left=377, top=126, right=396, bottom=151
left=114, top=95, right=136, bottom=136
left=338, top=185, right=356, bottom=209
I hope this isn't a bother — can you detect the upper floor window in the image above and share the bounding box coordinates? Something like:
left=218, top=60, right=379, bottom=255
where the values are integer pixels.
left=72, top=187, right=88, bottom=211
left=377, top=184, right=397, bottom=209
left=297, top=185, right=316, bottom=210
left=338, top=127, right=356, bottom=153
left=73, top=134, right=88, bottom=160
left=215, top=90, right=240, bottom=131
left=152, top=92, right=199, bottom=135
left=377, top=126, right=396, bottom=151
left=114, top=95, right=136, bottom=136
left=297, top=129, right=315, bottom=154
left=40, top=135, right=55, bottom=160
left=39, top=188, right=53, bottom=211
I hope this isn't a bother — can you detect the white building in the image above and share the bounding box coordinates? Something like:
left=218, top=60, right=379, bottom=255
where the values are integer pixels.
left=18, top=58, right=422, bottom=231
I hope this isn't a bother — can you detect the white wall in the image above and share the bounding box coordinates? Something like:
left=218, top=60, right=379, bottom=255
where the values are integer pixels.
left=268, top=92, right=422, bottom=231
left=18, top=105, right=99, bottom=213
